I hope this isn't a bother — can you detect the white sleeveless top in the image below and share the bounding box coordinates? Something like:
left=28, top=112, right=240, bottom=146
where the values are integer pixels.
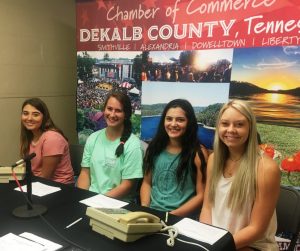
left=212, top=175, right=278, bottom=251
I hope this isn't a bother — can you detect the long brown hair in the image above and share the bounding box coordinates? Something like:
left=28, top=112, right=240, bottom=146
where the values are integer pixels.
left=20, top=98, right=66, bottom=157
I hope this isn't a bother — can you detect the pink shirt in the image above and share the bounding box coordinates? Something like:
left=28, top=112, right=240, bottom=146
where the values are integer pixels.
left=29, top=130, right=74, bottom=184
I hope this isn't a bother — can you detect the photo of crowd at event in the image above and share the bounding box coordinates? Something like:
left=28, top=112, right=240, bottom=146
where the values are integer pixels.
left=141, top=50, right=232, bottom=83
left=76, top=51, right=142, bottom=143
left=77, top=78, right=140, bottom=111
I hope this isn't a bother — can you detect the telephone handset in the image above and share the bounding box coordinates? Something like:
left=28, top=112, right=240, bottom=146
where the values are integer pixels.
left=118, top=211, right=160, bottom=224
left=86, top=207, right=162, bottom=242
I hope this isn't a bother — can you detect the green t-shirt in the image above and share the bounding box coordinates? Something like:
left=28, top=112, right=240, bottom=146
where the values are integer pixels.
left=150, top=150, right=195, bottom=211
left=81, top=128, right=143, bottom=202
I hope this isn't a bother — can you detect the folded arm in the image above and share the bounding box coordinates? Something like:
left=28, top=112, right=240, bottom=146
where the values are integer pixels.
left=105, top=179, right=136, bottom=199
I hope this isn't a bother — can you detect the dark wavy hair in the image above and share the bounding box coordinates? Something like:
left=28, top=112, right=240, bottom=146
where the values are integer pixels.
left=144, top=99, right=206, bottom=183
left=104, top=91, right=132, bottom=157
left=20, top=98, right=66, bottom=157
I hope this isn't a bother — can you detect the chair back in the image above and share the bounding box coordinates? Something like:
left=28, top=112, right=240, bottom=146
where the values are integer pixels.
left=276, top=185, right=300, bottom=251
left=69, top=144, right=84, bottom=177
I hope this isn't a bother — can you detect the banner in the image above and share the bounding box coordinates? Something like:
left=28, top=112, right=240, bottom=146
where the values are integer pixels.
left=77, top=0, right=300, bottom=51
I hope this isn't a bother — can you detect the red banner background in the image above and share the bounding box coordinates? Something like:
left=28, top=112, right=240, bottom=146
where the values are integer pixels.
left=77, top=0, right=300, bottom=51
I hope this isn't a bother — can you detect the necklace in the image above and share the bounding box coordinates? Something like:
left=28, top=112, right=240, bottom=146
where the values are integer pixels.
left=229, top=156, right=242, bottom=162
left=224, top=166, right=236, bottom=177
left=224, top=157, right=241, bottom=177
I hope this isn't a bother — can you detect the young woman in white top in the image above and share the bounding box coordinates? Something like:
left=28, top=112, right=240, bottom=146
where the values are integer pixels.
left=200, top=99, right=280, bottom=251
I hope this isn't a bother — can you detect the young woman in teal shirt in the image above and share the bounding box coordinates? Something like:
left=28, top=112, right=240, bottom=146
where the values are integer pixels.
left=140, top=99, right=208, bottom=217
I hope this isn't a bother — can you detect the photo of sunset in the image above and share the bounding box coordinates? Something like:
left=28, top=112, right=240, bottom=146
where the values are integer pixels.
left=230, top=46, right=300, bottom=128
left=232, top=46, right=300, bottom=90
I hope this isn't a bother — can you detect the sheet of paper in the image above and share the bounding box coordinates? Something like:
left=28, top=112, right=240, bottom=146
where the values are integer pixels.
left=174, top=218, right=228, bottom=245
left=14, top=182, right=61, bottom=197
left=275, top=236, right=290, bottom=243
left=19, top=232, right=63, bottom=251
left=80, top=193, right=128, bottom=208
left=0, top=233, right=45, bottom=251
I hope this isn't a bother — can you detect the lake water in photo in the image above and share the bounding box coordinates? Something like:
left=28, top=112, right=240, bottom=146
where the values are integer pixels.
left=235, top=93, right=300, bottom=128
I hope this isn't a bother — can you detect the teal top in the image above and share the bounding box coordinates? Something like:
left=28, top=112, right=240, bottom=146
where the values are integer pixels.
left=150, top=150, right=196, bottom=211
left=81, top=128, right=143, bottom=202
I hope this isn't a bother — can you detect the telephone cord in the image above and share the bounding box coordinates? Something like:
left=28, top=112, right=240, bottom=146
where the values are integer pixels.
left=160, top=220, right=178, bottom=247
left=159, top=220, right=210, bottom=251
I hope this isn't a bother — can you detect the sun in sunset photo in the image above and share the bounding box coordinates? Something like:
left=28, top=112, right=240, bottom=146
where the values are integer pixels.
left=269, top=83, right=285, bottom=91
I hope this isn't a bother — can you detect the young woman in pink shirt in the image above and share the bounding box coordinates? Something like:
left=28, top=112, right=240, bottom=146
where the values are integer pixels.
left=20, top=98, right=74, bottom=184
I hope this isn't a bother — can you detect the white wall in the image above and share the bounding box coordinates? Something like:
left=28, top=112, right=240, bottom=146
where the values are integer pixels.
left=0, top=0, right=77, bottom=165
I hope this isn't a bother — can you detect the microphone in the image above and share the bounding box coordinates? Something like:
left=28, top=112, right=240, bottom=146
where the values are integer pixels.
left=12, top=153, right=36, bottom=168
left=11, top=151, right=47, bottom=218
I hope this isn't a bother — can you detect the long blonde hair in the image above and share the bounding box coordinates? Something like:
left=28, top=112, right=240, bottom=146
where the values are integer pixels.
left=208, top=99, right=260, bottom=211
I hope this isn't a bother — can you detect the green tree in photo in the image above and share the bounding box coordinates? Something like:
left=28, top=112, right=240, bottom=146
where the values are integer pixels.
left=77, top=52, right=95, bottom=82
left=131, top=114, right=141, bottom=135
left=197, top=103, right=223, bottom=127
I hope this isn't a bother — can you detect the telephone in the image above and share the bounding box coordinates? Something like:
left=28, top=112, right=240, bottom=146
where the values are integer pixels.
left=0, top=165, right=25, bottom=183
left=86, top=207, right=163, bottom=242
